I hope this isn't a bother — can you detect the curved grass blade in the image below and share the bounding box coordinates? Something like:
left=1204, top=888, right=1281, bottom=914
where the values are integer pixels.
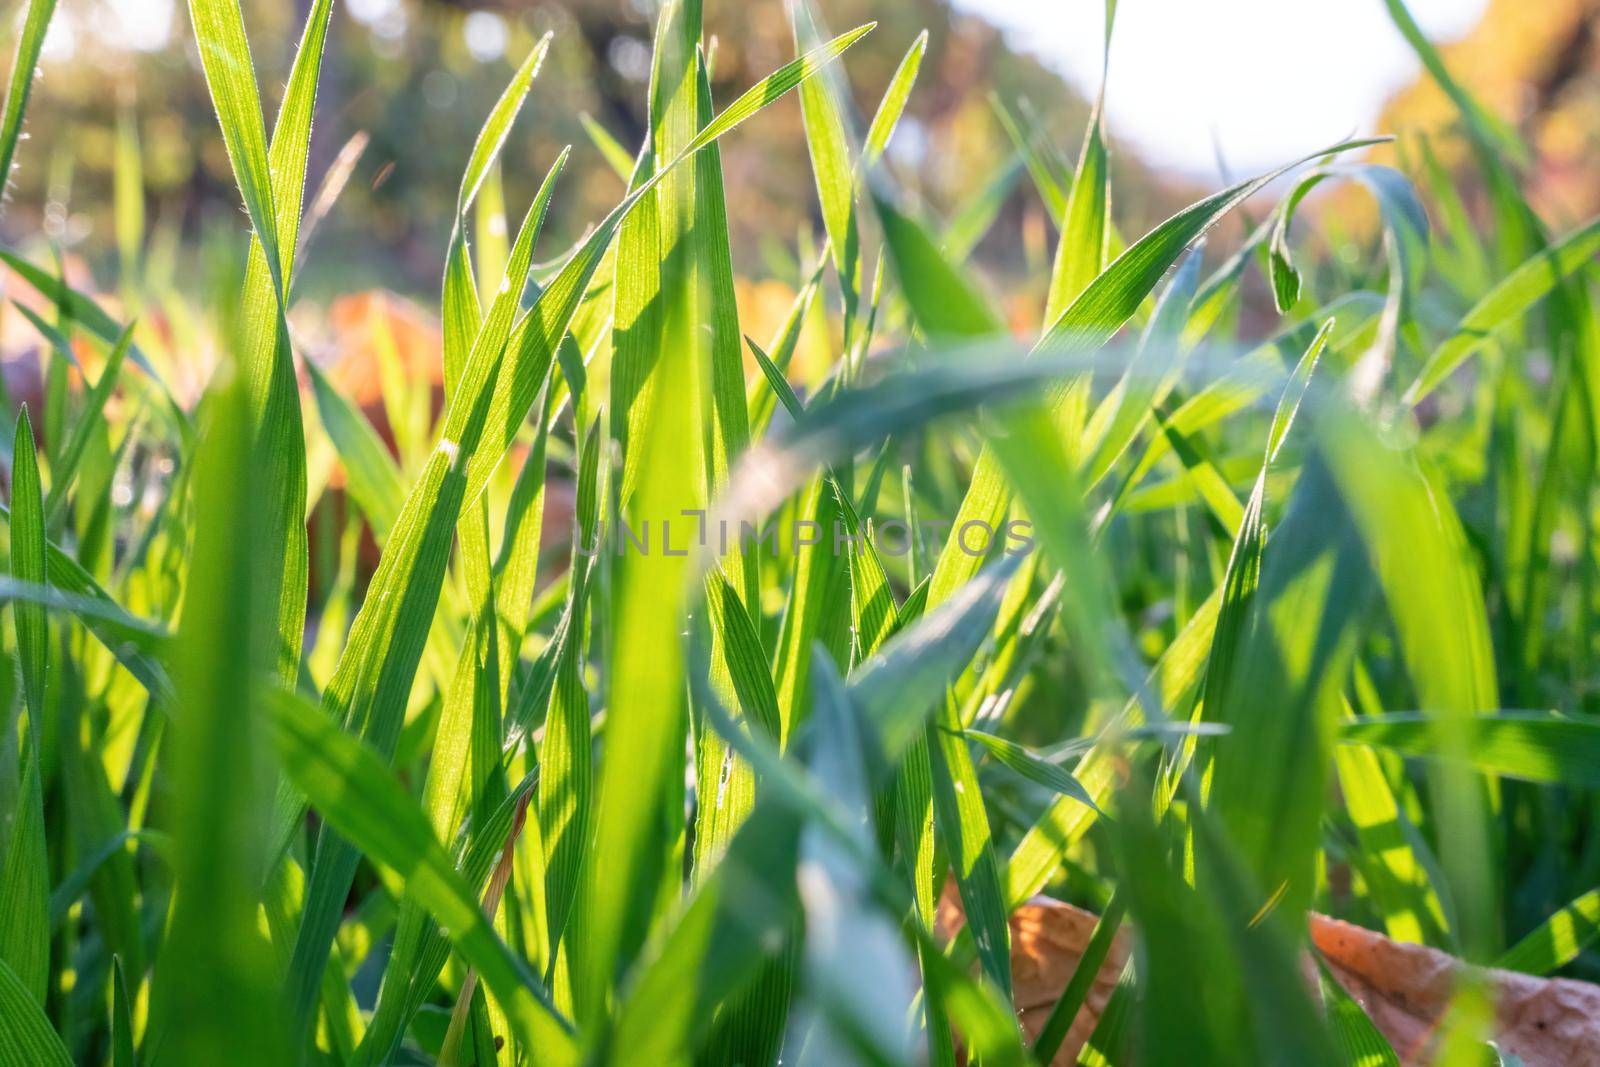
left=269, top=688, right=578, bottom=1067
left=1339, top=712, right=1600, bottom=788
left=925, top=138, right=1382, bottom=617
left=1404, top=213, right=1600, bottom=405
left=0, top=250, right=187, bottom=432
left=963, top=728, right=1102, bottom=814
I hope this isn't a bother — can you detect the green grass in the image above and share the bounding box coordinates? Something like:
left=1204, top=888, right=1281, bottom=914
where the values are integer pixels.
left=0, top=0, right=1597, bottom=1064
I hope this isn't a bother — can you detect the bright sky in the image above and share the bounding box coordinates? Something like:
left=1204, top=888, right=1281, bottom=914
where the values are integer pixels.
left=49, top=0, right=1488, bottom=178
left=955, top=0, right=1489, bottom=177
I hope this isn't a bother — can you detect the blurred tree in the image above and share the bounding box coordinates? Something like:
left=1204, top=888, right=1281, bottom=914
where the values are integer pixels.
left=3, top=0, right=1170, bottom=305
left=1348, top=0, right=1599, bottom=232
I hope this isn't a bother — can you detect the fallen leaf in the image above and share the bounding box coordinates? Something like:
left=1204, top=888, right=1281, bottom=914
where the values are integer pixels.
left=1312, top=913, right=1600, bottom=1066
left=940, top=886, right=1600, bottom=1065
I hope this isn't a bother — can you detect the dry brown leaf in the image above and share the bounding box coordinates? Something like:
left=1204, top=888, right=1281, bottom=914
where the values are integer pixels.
left=939, top=887, right=1600, bottom=1066
left=937, top=886, right=1128, bottom=1065
left=1312, top=913, right=1600, bottom=1066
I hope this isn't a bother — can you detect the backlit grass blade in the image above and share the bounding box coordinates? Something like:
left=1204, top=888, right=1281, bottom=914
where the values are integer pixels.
left=0, top=250, right=187, bottom=432
left=1334, top=738, right=1452, bottom=946
left=459, top=34, right=552, bottom=221
left=42, top=324, right=131, bottom=529
left=313, top=22, right=872, bottom=805
left=283, top=160, right=565, bottom=1045
left=305, top=357, right=405, bottom=537
left=0, top=0, right=57, bottom=220
left=0, top=715, right=47, bottom=1006
left=1203, top=460, right=1373, bottom=927
left=588, top=0, right=713, bottom=1013
left=584, top=14, right=875, bottom=1019
left=693, top=54, right=756, bottom=603
left=463, top=14, right=874, bottom=505
left=873, top=192, right=1005, bottom=338
left=1340, top=712, right=1600, bottom=787
left=1320, top=413, right=1499, bottom=957
left=928, top=692, right=1012, bottom=996
left=188, top=0, right=333, bottom=688
left=924, top=138, right=1382, bottom=618
left=703, top=570, right=782, bottom=740
left=1404, top=213, right=1600, bottom=405
left=154, top=370, right=285, bottom=1067
left=1497, top=889, right=1600, bottom=976
left=861, top=30, right=926, bottom=168
left=685, top=23, right=875, bottom=154
left=443, top=33, right=553, bottom=392
left=1000, top=323, right=1330, bottom=904
left=537, top=419, right=596, bottom=981
left=186, top=0, right=286, bottom=289
left=794, top=0, right=862, bottom=333
left=268, top=689, right=578, bottom=1067
left=1082, top=249, right=1201, bottom=487
left=1045, top=0, right=1115, bottom=325
left=1035, top=138, right=1384, bottom=357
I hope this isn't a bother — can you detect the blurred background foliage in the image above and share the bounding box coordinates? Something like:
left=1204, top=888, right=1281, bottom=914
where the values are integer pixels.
left=5, top=0, right=1170, bottom=300
left=1, top=0, right=1596, bottom=396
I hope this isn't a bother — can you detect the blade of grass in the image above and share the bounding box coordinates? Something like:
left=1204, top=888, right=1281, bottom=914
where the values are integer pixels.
left=0, top=957, right=71, bottom=1067
left=268, top=688, right=578, bottom=1066
left=0, top=0, right=57, bottom=220
left=1497, top=888, right=1600, bottom=976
